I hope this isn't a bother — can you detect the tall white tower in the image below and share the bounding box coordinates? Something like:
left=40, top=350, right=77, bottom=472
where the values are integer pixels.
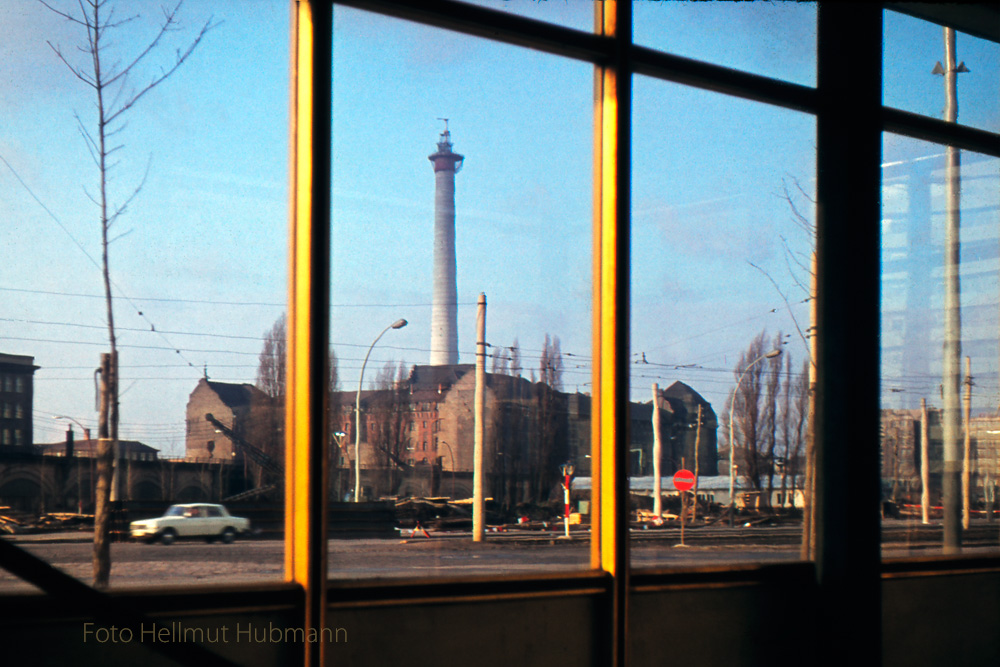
left=428, top=121, right=464, bottom=366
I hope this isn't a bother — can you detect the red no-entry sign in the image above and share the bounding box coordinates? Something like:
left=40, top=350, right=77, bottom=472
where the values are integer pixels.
left=673, top=469, right=696, bottom=492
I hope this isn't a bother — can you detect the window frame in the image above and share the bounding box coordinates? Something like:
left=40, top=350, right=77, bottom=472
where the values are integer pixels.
left=286, top=1, right=1000, bottom=664
left=1, top=4, right=997, bottom=667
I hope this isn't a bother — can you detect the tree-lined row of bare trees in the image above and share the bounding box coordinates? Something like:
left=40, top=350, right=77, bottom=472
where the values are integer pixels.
left=726, top=330, right=810, bottom=510
left=490, top=335, right=567, bottom=510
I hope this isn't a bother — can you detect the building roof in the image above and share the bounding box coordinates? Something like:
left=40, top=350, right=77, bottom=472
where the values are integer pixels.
left=408, top=364, right=474, bottom=391
left=0, top=353, right=39, bottom=372
left=662, top=381, right=717, bottom=420
left=36, top=439, right=159, bottom=455
left=198, top=378, right=265, bottom=408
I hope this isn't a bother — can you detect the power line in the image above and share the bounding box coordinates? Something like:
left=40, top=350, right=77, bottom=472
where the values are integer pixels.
left=0, top=285, right=477, bottom=309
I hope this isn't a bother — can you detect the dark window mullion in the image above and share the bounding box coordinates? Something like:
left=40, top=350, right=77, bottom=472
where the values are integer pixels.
left=334, top=0, right=612, bottom=65
left=882, top=106, right=1000, bottom=159
left=814, top=2, right=883, bottom=662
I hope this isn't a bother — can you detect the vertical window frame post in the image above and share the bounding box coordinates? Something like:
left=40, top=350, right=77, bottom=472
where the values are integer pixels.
left=592, top=2, right=631, bottom=666
left=814, top=3, right=883, bottom=661
left=287, top=1, right=332, bottom=665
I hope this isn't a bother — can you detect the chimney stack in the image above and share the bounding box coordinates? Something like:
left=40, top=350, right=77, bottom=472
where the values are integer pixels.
left=428, top=121, right=464, bottom=366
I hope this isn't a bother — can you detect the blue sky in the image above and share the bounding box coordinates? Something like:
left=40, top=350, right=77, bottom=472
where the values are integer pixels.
left=2, top=2, right=998, bottom=456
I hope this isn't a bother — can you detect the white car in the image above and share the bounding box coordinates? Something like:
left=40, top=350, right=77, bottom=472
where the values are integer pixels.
left=130, top=503, right=250, bottom=545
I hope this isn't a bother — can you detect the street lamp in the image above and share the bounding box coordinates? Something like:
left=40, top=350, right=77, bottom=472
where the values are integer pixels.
left=728, top=348, right=782, bottom=527
left=53, top=415, right=92, bottom=513
left=52, top=414, right=92, bottom=445
left=439, top=440, right=456, bottom=498
left=354, top=318, right=408, bottom=502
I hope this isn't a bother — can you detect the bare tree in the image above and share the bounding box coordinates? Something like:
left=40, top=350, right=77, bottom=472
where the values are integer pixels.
left=777, top=354, right=809, bottom=511
left=510, top=338, right=523, bottom=379
left=730, top=331, right=769, bottom=496
left=750, top=176, right=817, bottom=554
left=256, top=314, right=287, bottom=399
left=489, top=339, right=532, bottom=509
left=530, top=334, right=566, bottom=503
left=491, top=343, right=509, bottom=375
left=42, top=0, right=214, bottom=588
left=368, top=361, right=410, bottom=497
left=762, top=332, right=784, bottom=508
left=247, top=314, right=287, bottom=499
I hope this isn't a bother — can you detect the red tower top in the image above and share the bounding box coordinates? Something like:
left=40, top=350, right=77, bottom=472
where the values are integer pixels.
left=428, top=120, right=464, bottom=173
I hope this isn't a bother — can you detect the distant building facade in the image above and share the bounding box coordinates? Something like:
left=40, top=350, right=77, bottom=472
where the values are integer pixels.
left=629, top=381, right=720, bottom=478
left=0, top=353, right=38, bottom=452
left=36, top=438, right=159, bottom=461
left=185, top=378, right=273, bottom=462
left=881, top=407, right=1000, bottom=508
left=330, top=365, right=719, bottom=507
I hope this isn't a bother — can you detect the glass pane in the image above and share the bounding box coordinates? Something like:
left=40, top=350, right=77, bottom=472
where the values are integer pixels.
left=884, top=10, right=1000, bottom=134
left=634, top=2, right=817, bottom=87
left=630, top=76, right=816, bottom=568
left=458, top=0, right=592, bottom=33
left=881, top=133, right=1000, bottom=558
left=0, top=0, right=288, bottom=589
left=330, top=7, right=592, bottom=577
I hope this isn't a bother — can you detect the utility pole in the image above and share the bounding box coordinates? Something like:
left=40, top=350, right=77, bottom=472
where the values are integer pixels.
left=801, top=251, right=817, bottom=560
left=921, top=398, right=931, bottom=525
left=93, top=354, right=113, bottom=588
left=963, top=357, right=973, bottom=529
left=651, top=383, right=662, bottom=519
left=935, top=27, right=968, bottom=553
left=473, top=293, right=486, bottom=542
left=692, top=404, right=702, bottom=523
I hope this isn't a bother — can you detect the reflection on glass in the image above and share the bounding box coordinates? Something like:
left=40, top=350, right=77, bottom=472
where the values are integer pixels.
left=881, top=134, right=1000, bottom=558
left=630, top=76, right=816, bottom=567
left=329, top=7, right=591, bottom=577
left=0, top=0, right=289, bottom=589
left=883, top=10, right=1000, bottom=134
left=634, top=1, right=817, bottom=87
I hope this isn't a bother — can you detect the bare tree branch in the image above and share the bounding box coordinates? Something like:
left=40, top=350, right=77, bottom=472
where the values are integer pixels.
left=748, top=261, right=811, bottom=364
left=39, top=0, right=212, bottom=589
left=105, top=15, right=219, bottom=125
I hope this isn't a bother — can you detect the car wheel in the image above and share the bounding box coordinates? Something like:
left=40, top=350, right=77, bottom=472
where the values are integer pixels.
left=160, top=529, right=177, bottom=545
left=221, top=528, right=236, bottom=544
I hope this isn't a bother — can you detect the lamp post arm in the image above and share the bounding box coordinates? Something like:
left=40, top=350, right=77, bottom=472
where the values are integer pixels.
left=354, top=322, right=397, bottom=503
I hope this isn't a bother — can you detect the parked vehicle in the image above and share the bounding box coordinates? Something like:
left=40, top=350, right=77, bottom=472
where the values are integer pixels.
left=129, top=503, right=250, bottom=545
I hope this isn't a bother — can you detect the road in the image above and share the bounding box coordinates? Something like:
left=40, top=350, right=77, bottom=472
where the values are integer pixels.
left=2, top=521, right=996, bottom=592
left=1, top=529, right=796, bottom=591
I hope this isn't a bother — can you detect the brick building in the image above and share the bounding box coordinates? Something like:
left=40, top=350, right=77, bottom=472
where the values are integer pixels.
left=0, top=353, right=38, bottom=452
left=331, top=365, right=718, bottom=506
left=185, top=378, right=274, bottom=462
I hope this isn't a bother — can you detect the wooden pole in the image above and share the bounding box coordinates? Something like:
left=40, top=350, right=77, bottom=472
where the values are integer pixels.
left=473, top=293, right=486, bottom=542
left=921, top=398, right=930, bottom=524
left=651, top=383, right=662, bottom=519
left=963, top=356, right=972, bottom=529
left=692, top=404, right=702, bottom=523
left=93, top=353, right=112, bottom=588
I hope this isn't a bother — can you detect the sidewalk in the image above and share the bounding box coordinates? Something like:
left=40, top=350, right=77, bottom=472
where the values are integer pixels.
left=3, top=530, right=94, bottom=544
